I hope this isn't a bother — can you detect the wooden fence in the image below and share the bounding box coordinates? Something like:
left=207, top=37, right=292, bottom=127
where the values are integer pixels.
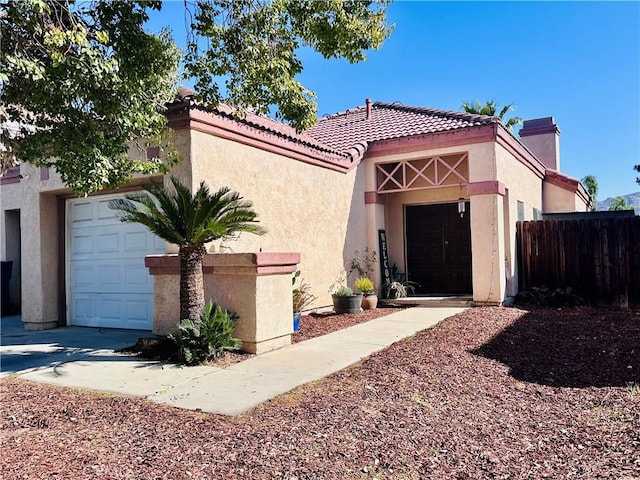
left=516, top=217, right=640, bottom=307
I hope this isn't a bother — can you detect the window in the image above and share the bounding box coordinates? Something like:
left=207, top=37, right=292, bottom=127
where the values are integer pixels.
left=517, top=201, right=525, bottom=221
left=533, top=208, right=542, bottom=220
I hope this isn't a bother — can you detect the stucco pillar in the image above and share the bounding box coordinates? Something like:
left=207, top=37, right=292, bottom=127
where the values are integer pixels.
left=364, top=192, right=386, bottom=291
left=146, top=253, right=300, bottom=354
left=469, top=185, right=507, bottom=304
left=21, top=190, right=59, bottom=330
left=364, top=160, right=386, bottom=290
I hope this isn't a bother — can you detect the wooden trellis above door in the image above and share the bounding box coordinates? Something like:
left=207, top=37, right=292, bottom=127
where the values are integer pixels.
left=375, top=152, right=469, bottom=193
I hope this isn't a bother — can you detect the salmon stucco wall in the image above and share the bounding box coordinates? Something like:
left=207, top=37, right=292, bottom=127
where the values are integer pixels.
left=543, top=181, right=589, bottom=213
left=495, top=143, right=544, bottom=298
left=185, top=130, right=367, bottom=308
left=1, top=163, right=61, bottom=329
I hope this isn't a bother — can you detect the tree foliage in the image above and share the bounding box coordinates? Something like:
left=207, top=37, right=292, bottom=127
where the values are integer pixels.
left=581, top=175, right=598, bottom=211
left=1, top=0, right=392, bottom=194
left=1, top=0, right=181, bottom=194
left=634, top=164, right=640, bottom=186
left=608, top=196, right=631, bottom=211
left=461, top=100, right=523, bottom=132
left=186, top=0, right=392, bottom=131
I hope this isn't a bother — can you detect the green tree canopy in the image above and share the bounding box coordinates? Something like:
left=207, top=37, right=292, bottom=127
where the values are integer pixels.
left=608, top=196, right=631, bottom=211
left=634, top=164, right=640, bottom=186
left=581, top=175, right=598, bottom=211
left=461, top=100, right=523, bottom=132
left=1, top=1, right=181, bottom=194
left=1, top=0, right=393, bottom=194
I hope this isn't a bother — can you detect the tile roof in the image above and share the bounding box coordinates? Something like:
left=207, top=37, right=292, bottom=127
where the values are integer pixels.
left=306, top=101, right=500, bottom=151
left=169, top=89, right=351, bottom=160
left=170, top=92, right=503, bottom=167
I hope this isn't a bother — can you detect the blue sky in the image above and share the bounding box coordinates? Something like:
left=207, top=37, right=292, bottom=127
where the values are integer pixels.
left=148, top=1, right=640, bottom=200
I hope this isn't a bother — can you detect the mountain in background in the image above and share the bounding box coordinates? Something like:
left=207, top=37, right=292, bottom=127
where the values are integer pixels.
left=597, top=192, right=640, bottom=213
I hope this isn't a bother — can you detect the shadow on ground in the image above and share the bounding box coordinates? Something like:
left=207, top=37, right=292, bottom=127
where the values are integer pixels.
left=1, top=315, right=152, bottom=375
left=471, top=307, right=640, bottom=388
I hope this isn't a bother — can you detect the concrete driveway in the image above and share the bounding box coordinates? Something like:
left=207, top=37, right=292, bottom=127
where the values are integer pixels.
left=0, top=315, right=150, bottom=377
left=1, top=307, right=466, bottom=415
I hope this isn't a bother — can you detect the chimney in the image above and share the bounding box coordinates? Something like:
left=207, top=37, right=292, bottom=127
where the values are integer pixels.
left=365, top=98, right=372, bottom=120
left=519, top=117, right=561, bottom=171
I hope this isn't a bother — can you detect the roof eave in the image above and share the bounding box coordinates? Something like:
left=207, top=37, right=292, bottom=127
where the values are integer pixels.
left=166, top=101, right=354, bottom=173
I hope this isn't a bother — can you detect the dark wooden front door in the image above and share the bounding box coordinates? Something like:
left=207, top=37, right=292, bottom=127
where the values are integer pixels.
left=405, top=203, right=472, bottom=294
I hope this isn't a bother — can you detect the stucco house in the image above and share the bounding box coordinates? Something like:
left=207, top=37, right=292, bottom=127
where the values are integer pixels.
left=0, top=92, right=589, bottom=349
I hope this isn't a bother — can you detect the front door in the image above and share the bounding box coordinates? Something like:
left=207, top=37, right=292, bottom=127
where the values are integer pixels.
left=405, top=203, right=472, bottom=294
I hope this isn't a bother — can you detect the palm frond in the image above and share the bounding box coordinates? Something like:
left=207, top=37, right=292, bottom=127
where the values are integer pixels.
left=110, top=176, right=266, bottom=246
left=461, top=99, right=522, bottom=130
left=504, top=116, right=523, bottom=131
left=498, top=103, right=514, bottom=119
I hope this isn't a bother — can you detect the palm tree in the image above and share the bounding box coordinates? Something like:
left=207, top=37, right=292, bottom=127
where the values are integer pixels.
left=461, top=100, right=523, bottom=131
left=109, top=177, right=266, bottom=323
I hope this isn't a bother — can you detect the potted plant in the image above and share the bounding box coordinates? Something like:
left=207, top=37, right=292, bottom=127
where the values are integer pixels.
left=349, top=247, right=377, bottom=279
left=329, top=271, right=362, bottom=314
left=383, top=279, right=419, bottom=299
left=354, top=276, right=378, bottom=310
left=292, top=271, right=316, bottom=332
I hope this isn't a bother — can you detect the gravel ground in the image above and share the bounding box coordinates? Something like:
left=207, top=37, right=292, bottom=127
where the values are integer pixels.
left=1, top=306, right=639, bottom=479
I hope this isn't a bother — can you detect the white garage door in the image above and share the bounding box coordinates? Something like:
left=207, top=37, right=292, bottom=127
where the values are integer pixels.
left=67, top=194, right=165, bottom=329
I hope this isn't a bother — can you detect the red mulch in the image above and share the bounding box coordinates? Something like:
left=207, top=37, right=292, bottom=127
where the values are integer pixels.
left=2, top=306, right=639, bottom=479
left=292, top=305, right=410, bottom=343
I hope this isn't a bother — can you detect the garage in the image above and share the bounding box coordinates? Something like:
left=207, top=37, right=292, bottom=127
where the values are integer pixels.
left=67, top=194, right=165, bottom=330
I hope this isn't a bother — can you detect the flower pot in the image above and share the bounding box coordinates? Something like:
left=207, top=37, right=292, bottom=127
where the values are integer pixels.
left=361, top=294, right=378, bottom=310
left=332, top=293, right=363, bottom=314
left=293, top=312, right=301, bottom=332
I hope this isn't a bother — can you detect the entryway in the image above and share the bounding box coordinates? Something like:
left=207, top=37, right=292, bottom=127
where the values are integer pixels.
left=405, top=202, right=472, bottom=295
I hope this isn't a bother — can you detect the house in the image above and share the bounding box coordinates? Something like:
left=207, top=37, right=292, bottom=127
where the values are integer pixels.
left=0, top=92, right=589, bottom=346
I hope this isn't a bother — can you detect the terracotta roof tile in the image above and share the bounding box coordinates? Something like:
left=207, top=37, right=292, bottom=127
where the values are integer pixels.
left=306, top=101, right=500, bottom=151
left=172, top=94, right=502, bottom=166
left=187, top=102, right=349, bottom=158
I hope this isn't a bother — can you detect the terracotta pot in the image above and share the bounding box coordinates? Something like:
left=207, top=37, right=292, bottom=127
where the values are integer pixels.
left=361, top=294, right=378, bottom=310
left=332, top=294, right=363, bottom=314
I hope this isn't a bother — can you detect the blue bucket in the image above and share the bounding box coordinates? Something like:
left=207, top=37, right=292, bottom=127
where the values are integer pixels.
left=293, top=312, right=301, bottom=332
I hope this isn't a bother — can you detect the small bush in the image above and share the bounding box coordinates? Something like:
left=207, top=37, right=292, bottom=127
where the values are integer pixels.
left=515, top=286, right=585, bottom=307
left=354, top=277, right=375, bottom=294
left=170, top=300, right=242, bottom=365
left=334, top=286, right=354, bottom=296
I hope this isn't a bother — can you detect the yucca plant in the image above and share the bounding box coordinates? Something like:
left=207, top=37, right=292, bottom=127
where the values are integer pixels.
left=109, top=176, right=266, bottom=322
left=169, top=300, right=241, bottom=365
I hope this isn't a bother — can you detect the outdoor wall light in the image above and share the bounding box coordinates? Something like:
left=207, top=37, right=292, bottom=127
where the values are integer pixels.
left=458, top=197, right=466, bottom=218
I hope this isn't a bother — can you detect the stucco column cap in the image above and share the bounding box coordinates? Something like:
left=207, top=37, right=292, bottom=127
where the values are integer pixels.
left=145, top=252, right=300, bottom=276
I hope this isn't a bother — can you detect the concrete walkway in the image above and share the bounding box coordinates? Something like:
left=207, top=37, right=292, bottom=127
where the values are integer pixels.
left=4, top=307, right=465, bottom=416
